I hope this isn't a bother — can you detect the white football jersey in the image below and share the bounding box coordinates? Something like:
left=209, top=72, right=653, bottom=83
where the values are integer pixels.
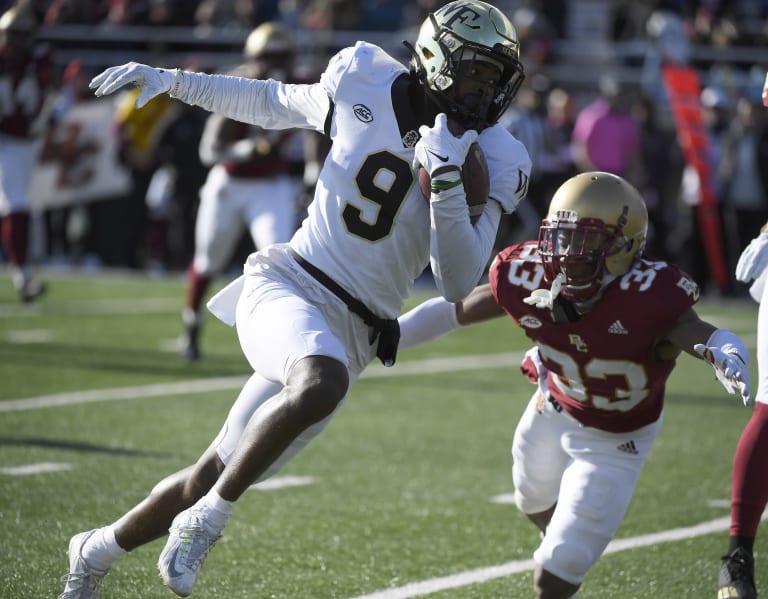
left=178, top=42, right=531, bottom=319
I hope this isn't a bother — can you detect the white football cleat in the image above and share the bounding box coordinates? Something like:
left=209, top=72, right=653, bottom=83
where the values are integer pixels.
left=158, top=507, right=221, bottom=597
left=58, top=530, right=109, bottom=599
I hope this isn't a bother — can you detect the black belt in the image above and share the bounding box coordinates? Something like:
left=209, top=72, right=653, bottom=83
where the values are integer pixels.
left=289, top=249, right=400, bottom=367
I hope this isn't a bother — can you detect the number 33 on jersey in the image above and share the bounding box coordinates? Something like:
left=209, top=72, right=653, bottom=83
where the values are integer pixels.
left=490, top=241, right=700, bottom=433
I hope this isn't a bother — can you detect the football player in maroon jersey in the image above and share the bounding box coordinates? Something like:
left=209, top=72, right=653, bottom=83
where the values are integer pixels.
left=0, top=6, right=53, bottom=301
left=712, top=71, right=768, bottom=599
left=398, top=171, right=752, bottom=598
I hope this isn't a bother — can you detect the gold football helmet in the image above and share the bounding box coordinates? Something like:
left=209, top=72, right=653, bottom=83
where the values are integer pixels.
left=244, top=22, right=297, bottom=80
left=0, top=6, right=37, bottom=32
left=408, top=0, right=525, bottom=131
left=538, top=172, right=648, bottom=301
left=244, top=21, right=296, bottom=59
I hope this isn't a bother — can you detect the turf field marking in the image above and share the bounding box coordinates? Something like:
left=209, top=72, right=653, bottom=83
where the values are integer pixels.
left=0, top=297, right=179, bottom=319
left=0, top=462, right=73, bottom=475
left=249, top=475, right=315, bottom=491
left=4, top=329, right=54, bottom=343
left=0, top=352, right=523, bottom=412
left=349, top=513, right=768, bottom=599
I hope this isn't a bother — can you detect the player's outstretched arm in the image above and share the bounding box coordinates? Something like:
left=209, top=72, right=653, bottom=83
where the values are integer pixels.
left=398, top=284, right=504, bottom=350
left=663, top=308, right=752, bottom=405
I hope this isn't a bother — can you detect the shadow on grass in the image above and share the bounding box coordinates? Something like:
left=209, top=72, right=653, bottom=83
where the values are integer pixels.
left=0, top=436, right=172, bottom=458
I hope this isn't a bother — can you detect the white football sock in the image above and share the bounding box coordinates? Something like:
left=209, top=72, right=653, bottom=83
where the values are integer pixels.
left=196, top=490, right=234, bottom=533
left=82, top=526, right=127, bottom=572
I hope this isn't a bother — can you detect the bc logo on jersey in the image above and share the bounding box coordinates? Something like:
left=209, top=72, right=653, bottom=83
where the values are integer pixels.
left=676, top=275, right=700, bottom=300
left=569, top=334, right=588, bottom=352
left=353, top=104, right=373, bottom=123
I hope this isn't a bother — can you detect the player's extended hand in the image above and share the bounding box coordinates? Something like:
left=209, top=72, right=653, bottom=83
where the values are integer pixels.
left=414, top=113, right=478, bottom=176
left=694, top=343, right=752, bottom=406
left=735, top=231, right=768, bottom=283
left=89, top=62, right=177, bottom=108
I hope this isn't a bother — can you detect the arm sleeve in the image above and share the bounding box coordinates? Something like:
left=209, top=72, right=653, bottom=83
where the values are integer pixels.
left=398, top=296, right=461, bottom=350
left=171, top=71, right=331, bottom=133
left=429, top=190, right=503, bottom=302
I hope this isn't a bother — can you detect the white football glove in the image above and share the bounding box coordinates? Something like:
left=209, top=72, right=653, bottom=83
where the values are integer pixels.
left=524, top=273, right=564, bottom=310
left=89, top=62, right=178, bottom=108
left=414, top=113, right=478, bottom=176
left=694, top=330, right=752, bottom=406
left=735, top=230, right=768, bottom=283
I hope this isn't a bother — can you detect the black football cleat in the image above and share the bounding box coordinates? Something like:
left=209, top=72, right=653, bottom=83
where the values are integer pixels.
left=718, top=547, right=757, bottom=599
left=19, top=278, right=47, bottom=303
left=178, top=322, right=201, bottom=362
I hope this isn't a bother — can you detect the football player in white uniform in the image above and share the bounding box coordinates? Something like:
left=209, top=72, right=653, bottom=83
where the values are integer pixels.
left=179, top=22, right=305, bottom=361
left=58, top=2, right=531, bottom=597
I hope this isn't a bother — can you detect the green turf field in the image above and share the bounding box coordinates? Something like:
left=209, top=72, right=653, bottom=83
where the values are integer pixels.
left=0, top=271, right=765, bottom=598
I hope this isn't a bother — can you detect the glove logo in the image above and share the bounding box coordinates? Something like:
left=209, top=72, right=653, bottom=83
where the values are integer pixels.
left=427, top=149, right=449, bottom=162
left=353, top=104, right=373, bottom=123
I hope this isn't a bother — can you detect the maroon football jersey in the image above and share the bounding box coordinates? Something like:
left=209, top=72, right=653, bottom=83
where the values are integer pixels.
left=490, top=241, right=700, bottom=433
left=0, top=45, right=53, bottom=138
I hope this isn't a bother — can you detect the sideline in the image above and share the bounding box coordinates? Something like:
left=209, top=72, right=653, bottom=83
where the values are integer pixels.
left=0, top=352, right=523, bottom=412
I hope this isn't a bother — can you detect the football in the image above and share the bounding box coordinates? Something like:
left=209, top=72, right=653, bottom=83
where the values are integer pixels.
left=418, top=139, right=490, bottom=225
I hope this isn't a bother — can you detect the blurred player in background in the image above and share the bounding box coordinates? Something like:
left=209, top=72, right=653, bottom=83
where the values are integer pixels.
left=58, top=2, right=531, bottom=597
left=715, top=71, right=768, bottom=599
left=179, top=21, right=305, bottom=361
left=397, top=171, right=752, bottom=599
left=0, top=5, right=55, bottom=301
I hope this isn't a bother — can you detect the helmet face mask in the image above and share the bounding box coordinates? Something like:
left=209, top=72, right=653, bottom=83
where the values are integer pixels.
left=538, top=172, right=648, bottom=302
left=410, top=0, right=525, bottom=131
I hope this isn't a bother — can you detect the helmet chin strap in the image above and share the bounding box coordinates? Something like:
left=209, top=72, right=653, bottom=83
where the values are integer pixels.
left=523, top=273, right=565, bottom=310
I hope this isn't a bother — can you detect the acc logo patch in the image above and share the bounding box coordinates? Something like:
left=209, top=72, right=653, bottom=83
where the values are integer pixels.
left=519, top=315, right=542, bottom=329
left=353, top=104, right=373, bottom=123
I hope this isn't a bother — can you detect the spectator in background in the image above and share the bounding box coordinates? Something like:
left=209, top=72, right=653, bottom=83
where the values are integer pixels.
left=143, top=98, right=209, bottom=273
left=0, top=5, right=56, bottom=301
left=178, top=21, right=305, bottom=361
left=111, top=84, right=180, bottom=268
left=633, top=92, right=682, bottom=262
left=571, top=75, right=641, bottom=185
left=718, top=93, right=768, bottom=293
left=195, top=0, right=279, bottom=31
left=499, top=74, right=548, bottom=242
left=535, top=86, right=576, bottom=216
left=512, top=5, right=555, bottom=74
left=44, top=0, right=109, bottom=24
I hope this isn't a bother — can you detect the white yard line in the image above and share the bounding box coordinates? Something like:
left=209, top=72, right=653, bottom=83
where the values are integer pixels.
left=0, top=462, right=73, bottom=475
left=0, top=353, right=523, bottom=412
left=349, top=512, right=768, bottom=599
